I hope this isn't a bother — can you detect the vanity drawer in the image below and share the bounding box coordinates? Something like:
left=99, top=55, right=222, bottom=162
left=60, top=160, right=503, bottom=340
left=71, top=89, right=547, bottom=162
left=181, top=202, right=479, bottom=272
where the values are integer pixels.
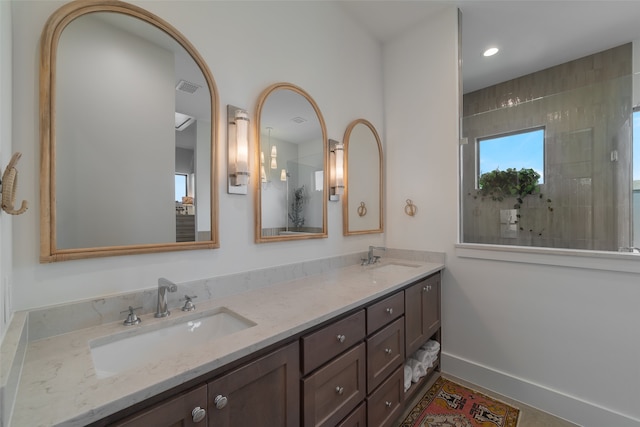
left=302, top=343, right=366, bottom=427
left=336, top=402, right=366, bottom=427
left=302, top=310, right=366, bottom=374
left=366, top=292, right=404, bottom=335
left=366, top=367, right=403, bottom=427
left=366, top=317, right=405, bottom=394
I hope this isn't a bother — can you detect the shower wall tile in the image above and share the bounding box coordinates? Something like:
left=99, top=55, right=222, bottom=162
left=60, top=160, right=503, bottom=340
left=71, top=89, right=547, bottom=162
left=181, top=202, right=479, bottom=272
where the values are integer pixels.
left=462, top=43, right=632, bottom=250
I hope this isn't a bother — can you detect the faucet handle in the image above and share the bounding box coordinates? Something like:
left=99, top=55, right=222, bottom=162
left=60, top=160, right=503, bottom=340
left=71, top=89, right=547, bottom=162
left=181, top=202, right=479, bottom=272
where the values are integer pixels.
left=181, top=295, right=197, bottom=312
left=121, top=306, right=142, bottom=326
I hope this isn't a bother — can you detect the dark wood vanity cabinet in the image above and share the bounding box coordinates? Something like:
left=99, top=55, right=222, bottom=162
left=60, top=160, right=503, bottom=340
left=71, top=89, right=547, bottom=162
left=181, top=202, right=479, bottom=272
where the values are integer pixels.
left=301, top=310, right=367, bottom=427
left=404, top=273, right=441, bottom=357
left=113, top=385, right=208, bottom=427
left=207, top=341, right=300, bottom=427
left=110, top=342, right=299, bottom=427
left=365, top=292, right=405, bottom=427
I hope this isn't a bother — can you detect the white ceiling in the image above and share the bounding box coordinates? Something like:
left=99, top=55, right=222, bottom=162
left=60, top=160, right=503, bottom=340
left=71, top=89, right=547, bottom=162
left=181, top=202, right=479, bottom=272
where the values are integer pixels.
left=339, top=1, right=640, bottom=93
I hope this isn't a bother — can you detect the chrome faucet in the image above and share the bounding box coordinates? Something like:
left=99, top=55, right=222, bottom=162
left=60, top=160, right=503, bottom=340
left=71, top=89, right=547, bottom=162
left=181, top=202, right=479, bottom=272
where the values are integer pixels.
left=155, top=277, right=178, bottom=318
left=363, top=245, right=386, bottom=265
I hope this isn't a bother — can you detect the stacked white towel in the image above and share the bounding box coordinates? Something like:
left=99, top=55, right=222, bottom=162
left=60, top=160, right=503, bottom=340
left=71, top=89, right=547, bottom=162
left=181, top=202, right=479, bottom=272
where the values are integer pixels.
left=421, top=340, right=440, bottom=353
left=414, top=340, right=440, bottom=368
left=402, top=340, right=441, bottom=392
left=406, top=358, right=426, bottom=383
left=403, top=364, right=412, bottom=392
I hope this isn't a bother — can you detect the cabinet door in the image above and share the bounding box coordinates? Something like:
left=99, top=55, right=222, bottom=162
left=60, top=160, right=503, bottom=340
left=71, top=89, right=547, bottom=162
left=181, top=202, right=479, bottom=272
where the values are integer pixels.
left=366, top=367, right=403, bottom=427
left=302, top=343, right=366, bottom=427
left=114, top=385, right=208, bottom=427
left=336, top=402, right=366, bottom=427
left=404, top=273, right=441, bottom=356
left=302, top=310, right=366, bottom=375
left=366, top=317, right=405, bottom=394
left=207, top=341, right=299, bottom=427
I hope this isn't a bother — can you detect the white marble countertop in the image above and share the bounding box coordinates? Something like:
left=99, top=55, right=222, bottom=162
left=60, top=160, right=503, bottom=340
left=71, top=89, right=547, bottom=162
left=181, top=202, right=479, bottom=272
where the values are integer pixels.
left=10, top=259, right=443, bottom=426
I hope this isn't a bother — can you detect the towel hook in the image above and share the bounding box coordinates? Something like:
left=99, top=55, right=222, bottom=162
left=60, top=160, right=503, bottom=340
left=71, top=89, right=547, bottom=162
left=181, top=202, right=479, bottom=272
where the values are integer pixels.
left=1, top=152, right=28, bottom=215
left=357, top=201, right=367, bottom=217
left=404, top=199, right=417, bottom=217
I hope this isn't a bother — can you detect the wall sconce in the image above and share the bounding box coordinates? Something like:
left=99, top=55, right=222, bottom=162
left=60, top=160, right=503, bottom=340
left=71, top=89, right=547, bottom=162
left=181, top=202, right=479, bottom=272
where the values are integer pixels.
left=270, top=144, right=278, bottom=170
left=260, top=152, right=267, bottom=183
left=329, top=139, right=344, bottom=201
left=227, top=105, right=250, bottom=195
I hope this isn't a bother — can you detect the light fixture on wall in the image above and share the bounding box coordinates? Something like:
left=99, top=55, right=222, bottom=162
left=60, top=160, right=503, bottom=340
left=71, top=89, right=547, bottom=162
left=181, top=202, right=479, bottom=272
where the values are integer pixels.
left=270, top=132, right=278, bottom=170
left=227, top=105, right=250, bottom=195
left=329, top=139, right=344, bottom=201
left=260, top=151, right=267, bottom=183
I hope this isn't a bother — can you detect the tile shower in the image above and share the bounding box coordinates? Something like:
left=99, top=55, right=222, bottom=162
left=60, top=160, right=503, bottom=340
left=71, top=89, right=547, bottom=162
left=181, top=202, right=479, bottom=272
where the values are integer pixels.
left=461, top=43, right=633, bottom=251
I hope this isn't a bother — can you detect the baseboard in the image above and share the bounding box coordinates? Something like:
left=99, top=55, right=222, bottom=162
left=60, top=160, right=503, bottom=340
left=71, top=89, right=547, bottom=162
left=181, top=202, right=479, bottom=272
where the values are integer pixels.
left=441, top=352, right=640, bottom=427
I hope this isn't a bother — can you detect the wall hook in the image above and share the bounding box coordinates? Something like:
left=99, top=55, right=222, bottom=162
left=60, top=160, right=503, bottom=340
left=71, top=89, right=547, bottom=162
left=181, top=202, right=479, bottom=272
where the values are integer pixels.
left=357, top=201, right=367, bottom=217
left=404, top=199, right=417, bottom=217
left=1, top=152, right=28, bottom=215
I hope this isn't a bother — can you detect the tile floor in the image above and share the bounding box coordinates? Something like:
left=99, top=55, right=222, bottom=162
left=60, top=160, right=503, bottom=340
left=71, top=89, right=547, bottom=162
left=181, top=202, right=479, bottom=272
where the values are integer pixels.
left=396, top=373, right=580, bottom=427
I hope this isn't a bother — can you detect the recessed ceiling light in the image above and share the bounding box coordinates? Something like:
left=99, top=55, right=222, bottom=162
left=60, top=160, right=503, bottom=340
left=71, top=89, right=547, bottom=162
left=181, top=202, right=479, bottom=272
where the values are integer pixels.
left=483, top=47, right=499, bottom=57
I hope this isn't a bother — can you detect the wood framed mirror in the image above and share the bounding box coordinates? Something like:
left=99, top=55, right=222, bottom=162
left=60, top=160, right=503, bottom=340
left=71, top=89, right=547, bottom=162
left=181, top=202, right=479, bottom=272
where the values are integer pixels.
left=40, top=0, right=219, bottom=262
left=343, top=119, right=384, bottom=235
left=255, top=82, right=328, bottom=243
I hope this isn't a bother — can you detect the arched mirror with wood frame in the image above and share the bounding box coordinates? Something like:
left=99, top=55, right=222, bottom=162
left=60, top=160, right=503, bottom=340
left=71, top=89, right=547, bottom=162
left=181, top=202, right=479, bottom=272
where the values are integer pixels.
left=40, top=0, right=219, bottom=262
left=255, top=82, right=328, bottom=243
left=343, top=119, right=384, bottom=235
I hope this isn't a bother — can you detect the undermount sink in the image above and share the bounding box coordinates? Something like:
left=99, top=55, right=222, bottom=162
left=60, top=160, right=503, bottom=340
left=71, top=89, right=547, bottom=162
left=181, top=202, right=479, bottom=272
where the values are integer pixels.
left=371, top=262, right=420, bottom=274
left=90, top=307, right=256, bottom=379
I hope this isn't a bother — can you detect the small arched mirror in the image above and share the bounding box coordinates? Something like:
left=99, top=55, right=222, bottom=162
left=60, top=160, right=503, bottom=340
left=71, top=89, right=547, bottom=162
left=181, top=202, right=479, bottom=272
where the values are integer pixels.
left=40, top=1, right=219, bottom=262
left=255, top=83, right=328, bottom=242
left=343, top=119, right=383, bottom=235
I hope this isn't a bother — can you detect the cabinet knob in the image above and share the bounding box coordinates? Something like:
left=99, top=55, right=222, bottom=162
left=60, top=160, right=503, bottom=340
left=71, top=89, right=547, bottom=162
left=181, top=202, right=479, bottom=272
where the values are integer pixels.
left=214, top=394, right=228, bottom=410
left=336, top=334, right=346, bottom=343
left=385, top=401, right=392, bottom=408
left=335, top=386, right=344, bottom=395
left=384, top=348, right=392, bottom=354
left=386, top=307, right=393, bottom=315
left=191, top=406, right=206, bottom=423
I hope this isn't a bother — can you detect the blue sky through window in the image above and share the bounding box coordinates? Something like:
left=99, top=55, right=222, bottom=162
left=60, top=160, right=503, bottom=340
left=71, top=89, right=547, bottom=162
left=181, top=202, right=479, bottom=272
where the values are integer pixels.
left=478, top=128, right=545, bottom=183
left=175, top=174, right=187, bottom=202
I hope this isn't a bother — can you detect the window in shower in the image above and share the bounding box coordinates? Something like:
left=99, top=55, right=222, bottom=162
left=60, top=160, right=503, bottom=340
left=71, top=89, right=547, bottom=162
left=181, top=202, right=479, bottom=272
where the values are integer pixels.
left=477, top=128, right=545, bottom=187
left=175, top=174, right=187, bottom=202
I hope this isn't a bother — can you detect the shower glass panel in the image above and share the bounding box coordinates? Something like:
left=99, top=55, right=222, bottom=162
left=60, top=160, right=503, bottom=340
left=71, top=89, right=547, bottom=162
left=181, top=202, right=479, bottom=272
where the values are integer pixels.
left=461, top=58, right=633, bottom=251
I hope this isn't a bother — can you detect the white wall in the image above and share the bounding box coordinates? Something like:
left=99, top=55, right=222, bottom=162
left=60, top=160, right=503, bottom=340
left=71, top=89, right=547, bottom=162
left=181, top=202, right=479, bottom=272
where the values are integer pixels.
left=0, top=0, right=13, bottom=341
left=10, top=0, right=384, bottom=310
left=383, top=7, right=639, bottom=426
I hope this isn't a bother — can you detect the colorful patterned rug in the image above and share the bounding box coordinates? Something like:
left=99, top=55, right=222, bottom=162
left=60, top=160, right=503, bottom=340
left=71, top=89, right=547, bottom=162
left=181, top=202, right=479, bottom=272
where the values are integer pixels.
left=399, top=377, right=520, bottom=427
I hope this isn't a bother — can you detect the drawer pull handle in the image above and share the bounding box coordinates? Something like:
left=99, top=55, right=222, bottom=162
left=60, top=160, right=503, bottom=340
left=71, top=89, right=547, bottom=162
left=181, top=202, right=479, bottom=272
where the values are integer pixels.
left=335, top=386, right=345, bottom=395
left=191, top=407, right=206, bottom=423
left=386, top=308, right=393, bottom=315
left=214, top=395, right=228, bottom=410
left=385, top=401, right=392, bottom=408
left=384, top=348, right=392, bottom=354
left=336, top=334, right=346, bottom=343
left=423, top=285, right=432, bottom=292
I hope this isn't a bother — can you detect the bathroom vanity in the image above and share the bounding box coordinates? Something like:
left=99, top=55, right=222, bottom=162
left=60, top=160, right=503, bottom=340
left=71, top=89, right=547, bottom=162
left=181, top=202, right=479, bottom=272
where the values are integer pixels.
left=97, top=267, right=442, bottom=427
left=5, top=257, right=443, bottom=427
